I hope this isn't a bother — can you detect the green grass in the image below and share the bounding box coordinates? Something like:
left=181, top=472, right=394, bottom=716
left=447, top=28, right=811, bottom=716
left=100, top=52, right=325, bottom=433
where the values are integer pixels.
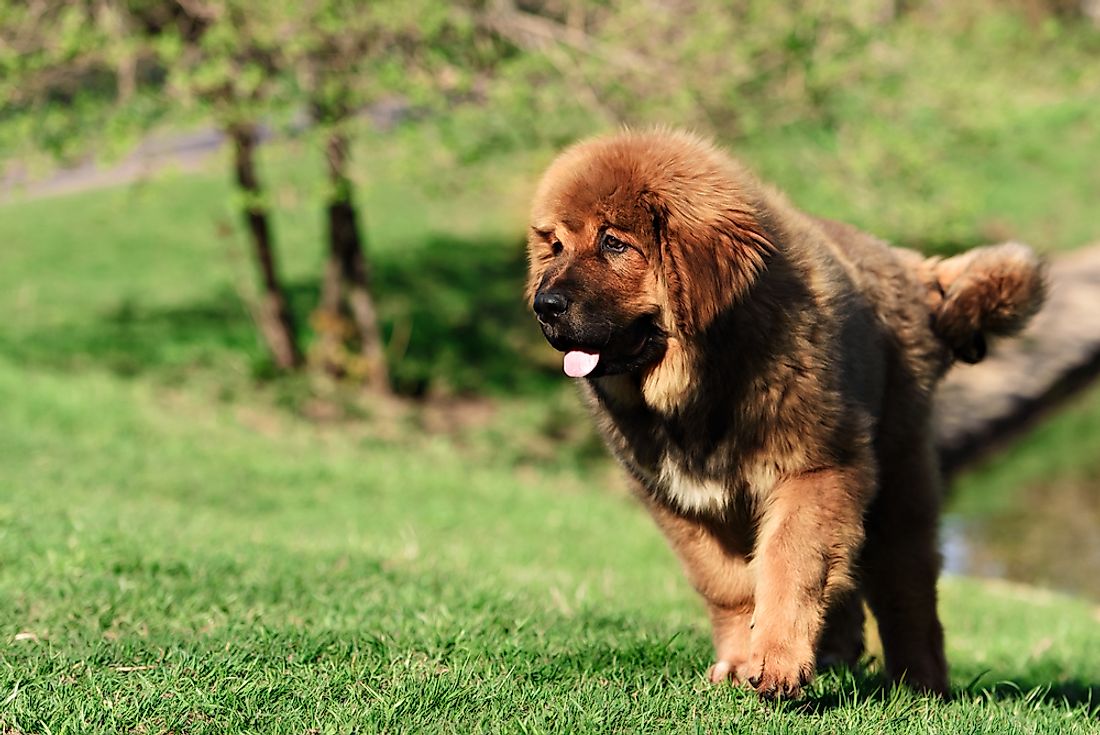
left=739, top=95, right=1100, bottom=256
left=3, top=46, right=1100, bottom=729
left=3, top=356, right=1100, bottom=733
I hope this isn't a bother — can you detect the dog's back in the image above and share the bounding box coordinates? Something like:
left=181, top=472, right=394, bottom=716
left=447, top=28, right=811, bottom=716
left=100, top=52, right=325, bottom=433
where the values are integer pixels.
left=812, top=215, right=1046, bottom=390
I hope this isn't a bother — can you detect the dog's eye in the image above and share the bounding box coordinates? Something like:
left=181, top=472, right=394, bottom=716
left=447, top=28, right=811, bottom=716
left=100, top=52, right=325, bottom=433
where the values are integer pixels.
left=600, top=232, right=628, bottom=254
left=551, top=241, right=563, bottom=256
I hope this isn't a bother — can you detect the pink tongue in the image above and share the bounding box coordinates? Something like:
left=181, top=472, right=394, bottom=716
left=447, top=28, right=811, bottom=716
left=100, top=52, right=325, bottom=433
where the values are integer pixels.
left=563, top=350, right=600, bottom=378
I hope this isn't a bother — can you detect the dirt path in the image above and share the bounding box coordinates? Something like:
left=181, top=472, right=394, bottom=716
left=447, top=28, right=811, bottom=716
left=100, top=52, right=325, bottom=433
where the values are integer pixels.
left=0, top=101, right=411, bottom=202
left=0, top=128, right=230, bottom=202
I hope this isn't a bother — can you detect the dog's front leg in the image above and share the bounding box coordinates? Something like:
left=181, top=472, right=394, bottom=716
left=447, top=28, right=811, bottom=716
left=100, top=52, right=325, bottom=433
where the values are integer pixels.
left=643, top=497, right=756, bottom=683
left=740, top=467, right=870, bottom=699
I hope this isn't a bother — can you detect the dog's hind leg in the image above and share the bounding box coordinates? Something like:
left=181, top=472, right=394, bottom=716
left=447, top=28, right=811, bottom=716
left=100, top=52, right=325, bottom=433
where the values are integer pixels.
left=861, top=440, right=949, bottom=696
left=816, top=590, right=866, bottom=671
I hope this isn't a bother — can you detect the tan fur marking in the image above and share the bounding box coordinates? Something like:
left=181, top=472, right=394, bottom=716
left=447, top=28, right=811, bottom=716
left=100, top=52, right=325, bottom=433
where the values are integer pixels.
left=658, top=459, right=729, bottom=514
left=641, top=338, right=695, bottom=414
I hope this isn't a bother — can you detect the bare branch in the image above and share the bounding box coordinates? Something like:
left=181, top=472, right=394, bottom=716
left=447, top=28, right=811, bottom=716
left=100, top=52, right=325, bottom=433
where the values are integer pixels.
left=481, top=0, right=657, bottom=74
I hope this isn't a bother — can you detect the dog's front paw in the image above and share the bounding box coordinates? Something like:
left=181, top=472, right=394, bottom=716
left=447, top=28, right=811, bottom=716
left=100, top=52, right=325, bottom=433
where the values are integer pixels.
left=707, top=658, right=748, bottom=684
left=737, top=646, right=815, bottom=699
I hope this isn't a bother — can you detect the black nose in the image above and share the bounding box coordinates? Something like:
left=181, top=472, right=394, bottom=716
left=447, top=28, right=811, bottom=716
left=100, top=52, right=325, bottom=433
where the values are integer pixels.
left=534, top=291, right=570, bottom=320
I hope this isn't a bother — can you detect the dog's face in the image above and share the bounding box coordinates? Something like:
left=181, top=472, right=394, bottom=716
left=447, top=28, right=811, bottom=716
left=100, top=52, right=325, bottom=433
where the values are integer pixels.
left=527, top=179, right=667, bottom=379
left=527, top=131, right=774, bottom=379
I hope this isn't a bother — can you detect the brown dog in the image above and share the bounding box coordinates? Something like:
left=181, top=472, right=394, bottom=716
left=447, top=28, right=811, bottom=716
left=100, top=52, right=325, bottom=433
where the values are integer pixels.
left=526, top=129, right=1045, bottom=699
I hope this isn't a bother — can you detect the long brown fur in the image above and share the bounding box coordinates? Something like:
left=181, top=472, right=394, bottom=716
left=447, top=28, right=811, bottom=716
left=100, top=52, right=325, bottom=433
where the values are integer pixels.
left=526, top=129, right=1046, bottom=699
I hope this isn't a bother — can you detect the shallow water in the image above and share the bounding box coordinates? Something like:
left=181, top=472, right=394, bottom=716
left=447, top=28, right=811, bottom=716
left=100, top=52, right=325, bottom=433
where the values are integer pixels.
left=942, top=480, right=1100, bottom=600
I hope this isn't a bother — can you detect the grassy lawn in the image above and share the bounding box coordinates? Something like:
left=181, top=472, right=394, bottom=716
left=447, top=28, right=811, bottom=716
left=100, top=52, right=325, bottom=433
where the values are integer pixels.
left=3, top=106, right=1100, bottom=731
left=3, top=357, right=1100, bottom=733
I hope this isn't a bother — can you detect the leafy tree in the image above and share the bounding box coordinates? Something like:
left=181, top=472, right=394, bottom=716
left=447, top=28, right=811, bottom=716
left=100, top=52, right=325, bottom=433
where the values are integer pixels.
left=283, top=0, right=494, bottom=390
left=162, top=0, right=303, bottom=371
left=479, top=0, right=880, bottom=143
left=2, top=0, right=303, bottom=372
left=0, top=2, right=119, bottom=164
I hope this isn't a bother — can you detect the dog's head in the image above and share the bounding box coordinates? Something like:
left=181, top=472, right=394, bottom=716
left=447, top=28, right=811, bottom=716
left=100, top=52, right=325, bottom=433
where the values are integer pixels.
left=527, top=130, right=774, bottom=379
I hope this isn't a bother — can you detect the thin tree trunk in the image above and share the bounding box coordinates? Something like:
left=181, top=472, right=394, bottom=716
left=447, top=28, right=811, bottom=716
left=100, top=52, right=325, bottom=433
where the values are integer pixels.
left=116, top=56, right=136, bottom=103
left=229, top=122, right=302, bottom=370
left=318, top=127, right=389, bottom=390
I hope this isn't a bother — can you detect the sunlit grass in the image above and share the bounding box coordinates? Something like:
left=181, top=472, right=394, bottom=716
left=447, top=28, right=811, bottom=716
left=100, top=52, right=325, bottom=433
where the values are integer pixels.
left=3, top=357, right=1100, bottom=733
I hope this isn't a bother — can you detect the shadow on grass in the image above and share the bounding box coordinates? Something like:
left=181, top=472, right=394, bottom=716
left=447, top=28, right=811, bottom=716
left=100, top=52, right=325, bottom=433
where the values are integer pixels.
left=794, top=666, right=1100, bottom=715
left=0, top=226, right=999, bottom=396
left=964, top=676, right=1100, bottom=715
left=520, top=610, right=710, bottom=684
left=536, top=615, right=1100, bottom=716
left=506, top=611, right=1100, bottom=717
left=0, top=232, right=561, bottom=397
left=0, top=290, right=263, bottom=381
left=372, top=233, right=558, bottom=397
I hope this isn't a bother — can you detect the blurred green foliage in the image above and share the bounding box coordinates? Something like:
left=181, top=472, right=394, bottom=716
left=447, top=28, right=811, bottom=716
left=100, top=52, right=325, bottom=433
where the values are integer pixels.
left=463, top=1, right=1100, bottom=253
left=1, top=0, right=1099, bottom=388
left=4, top=1, right=1097, bottom=249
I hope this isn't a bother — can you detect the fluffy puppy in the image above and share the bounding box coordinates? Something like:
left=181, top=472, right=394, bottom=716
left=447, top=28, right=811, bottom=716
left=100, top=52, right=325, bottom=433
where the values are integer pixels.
left=526, top=129, right=1045, bottom=699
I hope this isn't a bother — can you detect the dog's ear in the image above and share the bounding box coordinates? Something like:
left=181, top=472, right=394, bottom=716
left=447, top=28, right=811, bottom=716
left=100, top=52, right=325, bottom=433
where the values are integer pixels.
left=647, top=195, right=774, bottom=335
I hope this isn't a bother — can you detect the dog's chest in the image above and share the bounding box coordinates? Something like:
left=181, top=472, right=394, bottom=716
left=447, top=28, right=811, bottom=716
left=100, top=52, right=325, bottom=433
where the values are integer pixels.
left=655, top=459, right=729, bottom=514
left=588, top=378, right=795, bottom=516
left=646, top=455, right=780, bottom=515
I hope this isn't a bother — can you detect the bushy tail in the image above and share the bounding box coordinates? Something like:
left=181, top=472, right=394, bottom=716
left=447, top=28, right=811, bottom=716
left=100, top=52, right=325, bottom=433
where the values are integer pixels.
left=926, top=242, right=1047, bottom=363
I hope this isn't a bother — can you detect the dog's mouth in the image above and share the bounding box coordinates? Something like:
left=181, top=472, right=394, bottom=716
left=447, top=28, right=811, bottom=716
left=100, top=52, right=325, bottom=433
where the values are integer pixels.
left=544, top=314, right=665, bottom=378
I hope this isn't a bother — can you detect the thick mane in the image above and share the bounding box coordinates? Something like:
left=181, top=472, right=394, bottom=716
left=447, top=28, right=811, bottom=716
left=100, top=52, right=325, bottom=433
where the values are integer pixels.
left=533, top=130, right=776, bottom=338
